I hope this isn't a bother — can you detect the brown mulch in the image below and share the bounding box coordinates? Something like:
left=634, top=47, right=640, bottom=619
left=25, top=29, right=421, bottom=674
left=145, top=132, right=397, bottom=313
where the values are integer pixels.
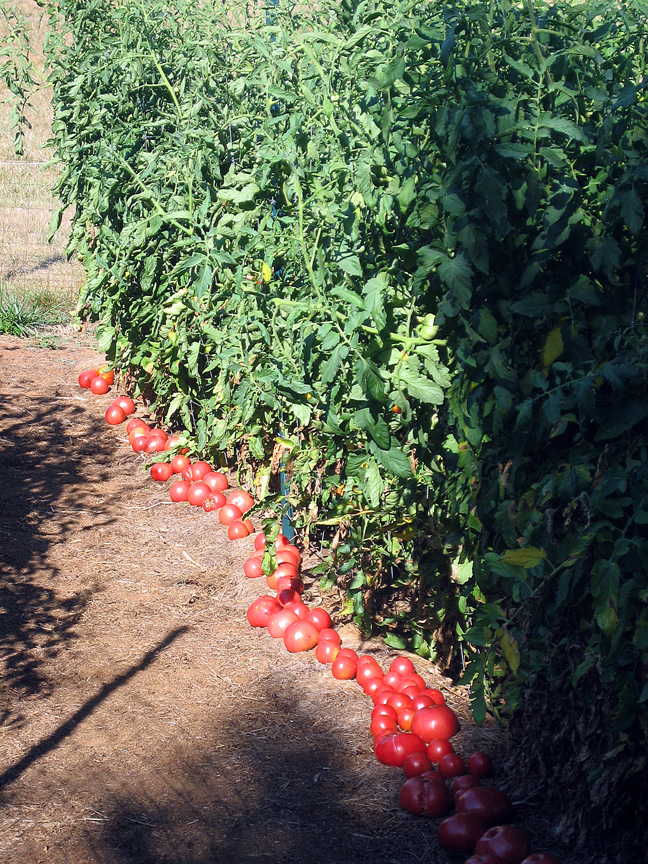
left=0, top=331, right=573, bottom=864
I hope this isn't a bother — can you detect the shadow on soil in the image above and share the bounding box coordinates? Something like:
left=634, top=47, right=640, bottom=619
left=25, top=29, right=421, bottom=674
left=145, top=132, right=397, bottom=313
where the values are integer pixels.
left=93, top=683, right=434, bottom=864
left=0, top=384, right=118, bottom=700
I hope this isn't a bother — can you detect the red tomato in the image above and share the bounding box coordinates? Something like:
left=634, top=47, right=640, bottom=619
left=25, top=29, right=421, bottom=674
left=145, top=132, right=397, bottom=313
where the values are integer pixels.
left=337, top=648, right=359, bottom=662
left=387, top=693, right=412, bottom=712
left=304, top=608, right=332, bottom=631
left=453, top=774, right=481, bottom=800
left=243, top=556, right=263, bottom=578
left=317, top=628, right=340, bottom=644
left=410, top=695, right=434, bottom=711
left=390, top=656, right=416, bottom=676
left=371, top=704, right=398, bottom=721
left=411, top=705, right=459, bottom=742
left=275, top=562, right=299, bottom=579
left=283, top=600, right=309, bottom=619
left=283, top=620, right=318, bottom=652
left=399, top=776, right=452, bottom=818
left=169, top=480, right=190, bottom=502
left=243, top=518, right=254, bottom=534
left=402, top=752, right=433, bottom=779
left=190, top=460, right=212, bottom=480
left=520, top=854, right=563, bottom=864
left=266, top=570, right=280, bottom=591
left=465, top=854, right=502, bottom=864
left=254, top=532, right=266, bottom=551
left=315, top=640, right=340, bottom=664
left=267, top=609, right=299, bottom=638
left=203, top=471, right=228, bottom=492
left=147, top=427, right=167, bottom=441
left=331, top=655, right=357, bottom=680
left=356, top=661, right=383, bottom=687
left=163, top=434, right=182, bottom=450
left=363, top=676, right=387, bottom=697
left=145, top=435, right=166, bottom=453
left=275, top=533, right=291, bottom=550
left=228, top=520, right=250, bottom=540
left=171, top=454, right=191, bottom=474
left=424, top=688, right=445, bottom=705
left=373, top=686, right=397, bottom=705
left=475, top=825, right=531, bottom=864
left=468, top=752, right=494, bottom=778
left=113, top=395, right=135, bottom=415
left=454, top=787, right=514, bottom=827
left=437, top=813, right=488, bottom=855
left=277, top=588, right=299, bottom=607
left=90, top=375, right=110, bottom=395
left=99, top=368, right=115, bottom=385
left=402, top=686, right=422, bottom=701
left=374, top=731, right=427, bottom=768
left=370, top=715, right=398, bottom=738
left=132, top=434, right=150, bottom=453
left=438, top=752, right=466, bottom=778
left=427, top=738, right=454, bottom=763
left=399, top=673, right=426, bottom=691
left=105, top=405, right=125, bottom=425
left=276, top=575, right=304, bottom=594
left=219, top=503, right=242, bottom=525
left=188, top=481, right=210, bottom=507
left=247, top=595, right=281, bottom=627
left=202, top=492, right=226, bottom=511
left=397, top=707, right=415, bottom=731
left=127, top=418, right=149, bottom=434
left=78, top=369, right=99, bottom=388
left=384, top=670, right=403, bottom=689
left=276, top=546, right=300, bottom=566
left=227, top=489, right=254, bottom=513
left=150, top=462, right=173, bottom=482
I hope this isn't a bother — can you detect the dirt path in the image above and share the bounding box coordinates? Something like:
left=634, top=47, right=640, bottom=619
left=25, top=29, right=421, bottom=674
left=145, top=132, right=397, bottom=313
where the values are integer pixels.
left=0, top=332, right=509, bottom=864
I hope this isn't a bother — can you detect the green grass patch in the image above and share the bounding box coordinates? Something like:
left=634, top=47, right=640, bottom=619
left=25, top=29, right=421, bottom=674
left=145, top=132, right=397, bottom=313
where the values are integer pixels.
left=0, top=281, right=72, bottom=336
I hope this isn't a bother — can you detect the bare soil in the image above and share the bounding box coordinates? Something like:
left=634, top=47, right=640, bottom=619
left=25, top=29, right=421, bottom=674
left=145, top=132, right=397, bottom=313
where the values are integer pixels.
left=0, top=331, right=571, bottom=864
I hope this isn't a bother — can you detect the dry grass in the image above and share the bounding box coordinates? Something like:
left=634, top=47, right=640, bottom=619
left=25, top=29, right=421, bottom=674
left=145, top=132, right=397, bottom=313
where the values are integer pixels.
left=0, top=0, right=82, bottom=304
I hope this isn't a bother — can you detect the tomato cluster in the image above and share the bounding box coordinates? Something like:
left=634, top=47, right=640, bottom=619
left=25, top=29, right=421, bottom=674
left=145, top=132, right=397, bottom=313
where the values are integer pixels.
left=77, top=367, right=564, bottom=864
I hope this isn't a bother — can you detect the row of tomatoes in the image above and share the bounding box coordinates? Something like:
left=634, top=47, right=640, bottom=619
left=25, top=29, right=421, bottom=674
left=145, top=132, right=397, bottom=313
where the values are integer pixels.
left=78, top=367, right=562, bottom=864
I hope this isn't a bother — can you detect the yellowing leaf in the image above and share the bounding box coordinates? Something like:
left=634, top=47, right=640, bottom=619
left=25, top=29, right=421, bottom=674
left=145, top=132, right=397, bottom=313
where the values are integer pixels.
left=498, top=629, right=520, bottom=674
left=262, top=262, right=272, bottom=283
left=543, top=327, right=563, bottom=367
left=499, top=546, right=547, bottom=568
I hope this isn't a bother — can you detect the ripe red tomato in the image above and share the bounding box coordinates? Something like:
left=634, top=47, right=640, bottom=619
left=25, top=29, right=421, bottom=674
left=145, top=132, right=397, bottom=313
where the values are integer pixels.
left=438, top=752, right=466, bottom=778
left=371, top=704, right=398, bottom=721
left=437, top=813, right=487, bottom=855
left=475, top=825, right=531, bottom=864
left=147, top=427, right=167, bottom=441
left=315, top=640, right=340, bottom=664
left=189, top=460, right=211, bottom=480
left=468, top=752, right=494, bottom=778
left=275, top=533, right=291, bottom=550
left=228, top=520, right=250, bottom=540
left=247, top=595, right=281, bottom=627
left=410, top=695, right=434, bottom=711
left=411, top=705, right=459, bottom=742
left=163, top=434, right=182, bottom=450
left=453, top=774, right=481, bottom=800
left=387, top=693, right=411, bottom=713
left=150, top=462, right=173, bottom=482
left=276, top=575, right=304, bottom=594
left=243, top=518, right=254, bottom=534
left=99, top=368, right=115, bottom=385
left=243, top=557, right=263, bottom=578
left=337, top=648, right=359, bottom=662
left=374, top=731, right=427, bottom=768
left=390, top=656, right=415, bottom=676
left=373, top=686, right=397, bottom=705
left=275, top=561, right=299, bottom=579
left=90, top=375, right=110, bottom=395
left=276, top=546, right=300, bottom=565
left=267, top=609, right=299, bottom=638
left=254, top=532, right=266, bottom=550
left=363, top=676, right=387, bottom=697
left=202, top=492, right=226, bottom=511
left=105, top=404, right=126, bottom=425
left=331, top=655, right=357, bottom=680
left=127, top=418, right=149, bottom=434
left=266, top=570, right=280, bottom=591
left=283, top=620, right=318, bottom=652
left=370, top=715, right=398, bottom=738
left=520, top=854, right=563, bottom=864
left=188, top=481, right=210, bottom=507
left=318, top=628, right=340, bottom=644
left=465, top=854, right=502, bottom=864
left=402, top=752, right=433, bottom=779
left=283, top=600, right=309, bottom=619
left=145, top=435, right=166, bottom=453
left=78, top=369, right=99, bottom=388
left=400, top=673, right=426, bottom=691
left=277, top=588, right=300, bottom=607
left=169, top=480, right=190, bottom=502
left=397, top=707, right=415, bottom=731
left=384, top=670, right=403, bottom=689
left=356, top=661, right=383, bottom=687
left=113, top=395, right=135, bottom=415
left=455, top=787, right=514, bottom=827
left=202, top=471, right=228, bottom=492
left=171, top=454, right=191, bottom=474
left=227, top=489, right=254, bottom=513
left=304, top=608, right=332, bottom=631
left=424, top=688, right=446, bottom=705
left=132, top=434, right=150, bottom=453
left=219, top=503, right=242, bottom=526
left=399, top=776, right=452, bottom=818
left=427, top=738, right=454, bottom=763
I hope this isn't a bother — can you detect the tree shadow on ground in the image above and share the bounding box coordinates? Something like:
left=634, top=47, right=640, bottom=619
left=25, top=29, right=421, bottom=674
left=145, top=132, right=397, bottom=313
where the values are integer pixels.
left=93, top=682, right=436, bottom=864
left=0, top=384, right=117, bottom=701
